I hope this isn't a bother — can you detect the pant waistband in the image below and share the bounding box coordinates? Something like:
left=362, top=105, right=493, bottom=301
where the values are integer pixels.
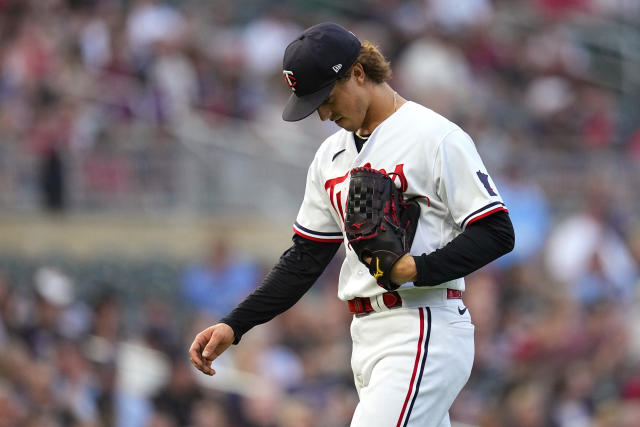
left=348, top=289, right=462, bottom=316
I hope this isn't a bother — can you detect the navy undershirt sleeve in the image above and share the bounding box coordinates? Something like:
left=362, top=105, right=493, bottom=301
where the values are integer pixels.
left=413, top=211, right=515, bottom=286
left=220, top=235, right=341, bottom=344
left=221, top=212, right=514, bottom=343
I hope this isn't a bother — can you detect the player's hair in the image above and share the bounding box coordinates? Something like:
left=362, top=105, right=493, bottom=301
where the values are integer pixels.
left=344, top=41, right=392, bottom=83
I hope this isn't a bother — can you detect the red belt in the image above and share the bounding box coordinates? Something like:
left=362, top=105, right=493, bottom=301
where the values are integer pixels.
left=347, top=289, right=462, bottom=316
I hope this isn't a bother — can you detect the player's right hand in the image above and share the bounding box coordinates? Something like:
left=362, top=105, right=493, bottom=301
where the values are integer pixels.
left=189, top=323, right=235, bottom=376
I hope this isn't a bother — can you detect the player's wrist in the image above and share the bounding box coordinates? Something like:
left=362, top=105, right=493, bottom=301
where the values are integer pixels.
left=217, top=319, right=241, bottom=345
left=391, top=253, right=418, bottom=284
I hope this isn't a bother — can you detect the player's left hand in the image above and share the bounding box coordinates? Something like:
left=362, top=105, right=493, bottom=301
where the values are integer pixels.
left=364, top=253, right=417, bottom=285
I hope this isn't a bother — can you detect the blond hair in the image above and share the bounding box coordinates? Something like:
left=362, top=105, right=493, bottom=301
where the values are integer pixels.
left=351, top=41, right=393, bottom=83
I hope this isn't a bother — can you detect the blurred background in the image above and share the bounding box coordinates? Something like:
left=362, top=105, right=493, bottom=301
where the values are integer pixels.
left=0, top=0, right=639, bottom=426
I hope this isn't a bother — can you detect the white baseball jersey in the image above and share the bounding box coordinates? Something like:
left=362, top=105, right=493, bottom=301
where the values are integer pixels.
left=293, top=101, right=507, bottom=301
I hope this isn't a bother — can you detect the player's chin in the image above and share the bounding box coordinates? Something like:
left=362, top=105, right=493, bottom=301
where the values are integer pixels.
left=335, top=118, right=354, bottom=131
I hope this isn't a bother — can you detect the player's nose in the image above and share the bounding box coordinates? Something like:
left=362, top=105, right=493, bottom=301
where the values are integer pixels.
left=317, top=105, right=331, bottom=121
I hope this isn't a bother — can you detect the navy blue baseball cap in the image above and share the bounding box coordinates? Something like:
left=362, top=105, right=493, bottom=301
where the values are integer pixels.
left=282, top=23, right=361, bottom=122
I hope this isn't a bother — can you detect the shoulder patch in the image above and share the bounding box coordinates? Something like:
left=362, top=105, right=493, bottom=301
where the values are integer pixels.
left=476, top=171, right=497, bottom=196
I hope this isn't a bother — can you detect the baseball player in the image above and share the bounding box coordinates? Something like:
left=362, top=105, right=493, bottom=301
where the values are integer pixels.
left=190, top=23, right=515, bottom=426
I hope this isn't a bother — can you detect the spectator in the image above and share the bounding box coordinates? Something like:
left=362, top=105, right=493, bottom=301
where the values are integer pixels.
left=395, top=34, right=473, bottom=116
left=495, top=161, right=551, bottom=267
left=151, top=356, right=203, bottom=426
left=181, top=238, right=260, bottom=319
left=126, top=0, right=186, bottom=71
left=545, top=191, right=638, bottom=305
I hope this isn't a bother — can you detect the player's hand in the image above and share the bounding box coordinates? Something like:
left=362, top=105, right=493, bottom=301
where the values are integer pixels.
left=364, top=253, right=417, bottom=284
left=189, top=323, right=235, bottom=376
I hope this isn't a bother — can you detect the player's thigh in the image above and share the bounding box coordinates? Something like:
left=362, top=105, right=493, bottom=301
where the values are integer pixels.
left=403, top=303, right=475, bottom=424
left=350, top=304, right=473, bottom=427
left=350, top=351, right=427, bottom=427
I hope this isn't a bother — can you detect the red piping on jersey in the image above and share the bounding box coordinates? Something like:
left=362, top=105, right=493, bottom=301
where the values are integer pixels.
left=396, top=307, right=425, bottom=427
left=466, top=206, right=509, bottom=228
left=293, top=227, right=343, bottom=243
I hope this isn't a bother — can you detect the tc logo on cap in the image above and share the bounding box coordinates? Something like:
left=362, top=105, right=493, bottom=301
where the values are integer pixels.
left=283, top=70, right=296, bottom=92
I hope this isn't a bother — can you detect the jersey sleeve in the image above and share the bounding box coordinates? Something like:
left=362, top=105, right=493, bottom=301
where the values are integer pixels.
left=435, top=129, right=508, bottom=230
left=293, top=154, right=344, bottom=243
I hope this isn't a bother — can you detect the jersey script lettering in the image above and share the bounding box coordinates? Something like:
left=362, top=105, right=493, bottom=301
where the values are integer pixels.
left=325, top=164, right=407, bottom=222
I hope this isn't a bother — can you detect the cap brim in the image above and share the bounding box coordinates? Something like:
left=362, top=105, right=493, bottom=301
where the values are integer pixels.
left=282, top=82, right=335, bottom=122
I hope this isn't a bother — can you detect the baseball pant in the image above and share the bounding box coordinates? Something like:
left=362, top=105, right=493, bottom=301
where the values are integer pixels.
left=349, top=298, right=474, bottom=427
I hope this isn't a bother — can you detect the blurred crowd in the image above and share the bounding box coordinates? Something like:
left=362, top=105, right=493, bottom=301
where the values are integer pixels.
left=0, top=0, right=639, bottom=212
left=1, top=0, right=640, bottom=426
left=2, top=209, right=640, bottom=427
left=0, top=240, right=354, bottom=427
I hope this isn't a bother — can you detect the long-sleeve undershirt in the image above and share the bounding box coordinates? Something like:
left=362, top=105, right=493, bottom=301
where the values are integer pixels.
left=220, top=211, right=514, bottom=344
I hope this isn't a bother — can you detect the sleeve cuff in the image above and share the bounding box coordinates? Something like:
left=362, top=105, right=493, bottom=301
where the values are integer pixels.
left=219, top=317, right=245, bottom=345
left=460, top=202, right=508, bottom=229
left=412, top=255, right=431, bottom=287
left=293, top=222, right=343, bottom=243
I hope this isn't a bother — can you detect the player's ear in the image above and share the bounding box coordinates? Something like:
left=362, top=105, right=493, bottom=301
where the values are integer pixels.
left=352, top=63, right=366, bottom=84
